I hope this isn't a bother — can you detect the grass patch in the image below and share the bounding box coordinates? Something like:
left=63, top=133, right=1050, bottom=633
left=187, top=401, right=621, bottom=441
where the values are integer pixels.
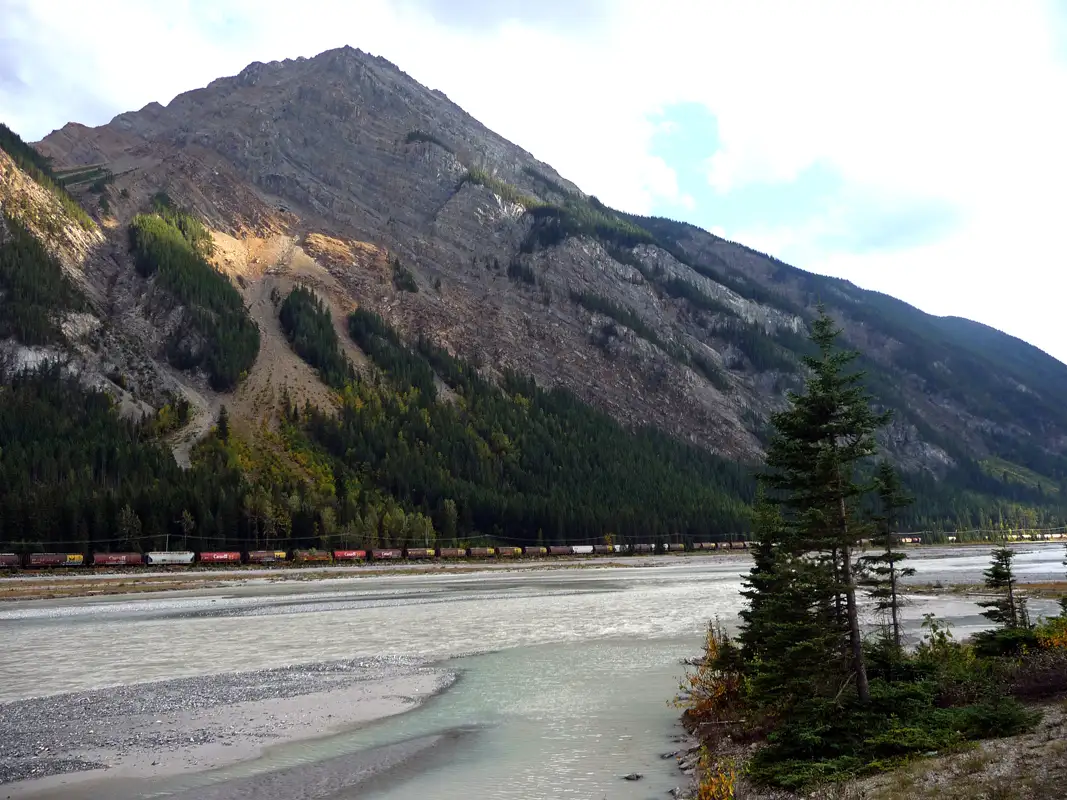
left=461, top=167, right=543, bottom=209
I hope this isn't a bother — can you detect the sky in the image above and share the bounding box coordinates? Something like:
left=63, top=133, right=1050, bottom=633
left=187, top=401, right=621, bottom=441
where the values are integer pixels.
left=3, top=0, right=1067, bottom=362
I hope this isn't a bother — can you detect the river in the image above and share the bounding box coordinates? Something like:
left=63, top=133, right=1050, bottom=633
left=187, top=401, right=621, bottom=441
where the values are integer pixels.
left=0, top=544, right=1063, bottom=799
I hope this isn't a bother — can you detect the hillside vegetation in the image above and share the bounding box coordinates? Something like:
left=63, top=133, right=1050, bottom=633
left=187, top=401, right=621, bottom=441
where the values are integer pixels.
left=128, top=195, right=259, bottom=391
left=0, top=212, right=87, bottom=344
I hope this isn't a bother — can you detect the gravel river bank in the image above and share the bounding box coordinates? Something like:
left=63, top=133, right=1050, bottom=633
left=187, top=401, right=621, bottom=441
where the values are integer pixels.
left=1, top=658, right=452, bottom=796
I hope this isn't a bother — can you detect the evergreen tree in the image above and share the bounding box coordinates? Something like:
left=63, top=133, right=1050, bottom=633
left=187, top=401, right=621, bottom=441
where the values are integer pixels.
left=979, top=545, right=1029, bottom=629
left=217, top=405, right=230, bottom=442
left=179, top=509, right=196, bottom=550
left=859, top=460, right=915, bottom=652
left=739, top=487, right=844, bottom=715
left=745, top=307, right=890, bottom=704
left=441, top=499, right=458, bottom=543
left=117, top=504, right=142, bottom=548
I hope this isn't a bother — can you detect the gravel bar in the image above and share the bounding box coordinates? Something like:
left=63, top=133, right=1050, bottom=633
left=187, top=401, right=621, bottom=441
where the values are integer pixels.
left=0, top=656, right=450, bottom=786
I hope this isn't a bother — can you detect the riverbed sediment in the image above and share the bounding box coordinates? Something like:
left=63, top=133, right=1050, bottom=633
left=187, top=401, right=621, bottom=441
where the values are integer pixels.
left=1, top=657, right=454, bottom=798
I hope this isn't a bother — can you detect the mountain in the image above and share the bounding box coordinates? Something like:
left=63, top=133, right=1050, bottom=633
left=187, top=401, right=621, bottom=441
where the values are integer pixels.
left=1, top=45, right=1065, bottom=552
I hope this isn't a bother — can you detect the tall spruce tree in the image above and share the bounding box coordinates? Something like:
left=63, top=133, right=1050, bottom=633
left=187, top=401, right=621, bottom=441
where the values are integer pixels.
left=858, top=460, right=915, bottom=652
left=743, top=307, right=889, bottom=705
left=740, top=487, right=843, bottom=713
left=979, top=545, right=1029, bottom=629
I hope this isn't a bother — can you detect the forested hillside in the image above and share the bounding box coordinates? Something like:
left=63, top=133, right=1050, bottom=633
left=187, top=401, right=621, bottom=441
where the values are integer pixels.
left=5, top=277, right=1065, bottom=555
left=128, top=195, right=259, bottom=391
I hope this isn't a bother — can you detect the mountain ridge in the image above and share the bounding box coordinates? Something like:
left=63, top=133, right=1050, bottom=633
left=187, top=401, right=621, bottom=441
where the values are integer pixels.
left=2, top=45, right=1065, bottom=545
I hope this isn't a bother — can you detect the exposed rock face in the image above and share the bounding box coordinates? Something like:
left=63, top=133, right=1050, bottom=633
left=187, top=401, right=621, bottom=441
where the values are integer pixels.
left=28, top=45, right=1067, bottom=477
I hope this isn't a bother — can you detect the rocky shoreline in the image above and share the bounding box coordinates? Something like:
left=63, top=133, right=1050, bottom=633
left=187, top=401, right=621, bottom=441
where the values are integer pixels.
left=0, top=657, right=453, bottom=795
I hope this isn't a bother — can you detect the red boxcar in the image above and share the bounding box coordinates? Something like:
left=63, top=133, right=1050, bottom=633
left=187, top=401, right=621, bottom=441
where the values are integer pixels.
left=92, top=552, right=143, bottom=566
left=333, top=550, right=367, bottom=561
left=372, top=548, right=402, bottom=559
left=592, top=545, right=612, bottom=554
left=0, top=553, right=20, bottom=567
left=199, top=551, right=241, bottom=564
left=248, top=550, right=288, bottom=564
left=29, top=553, right=84, bottom=567
left=406, top=548, right=434, bottom=559
left=548, top=546, right=573, bottom=555
left=469, top=547, right=495, bottom=557
left=496, top=547, right=522, bottom=557
left=437, top=547, right=466, bottom=558
left=523, top=546, right=547, bottom=556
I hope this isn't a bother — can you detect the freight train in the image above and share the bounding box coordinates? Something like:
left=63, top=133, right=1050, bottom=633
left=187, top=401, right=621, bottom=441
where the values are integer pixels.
left=0, top=541, right=751, bottom=570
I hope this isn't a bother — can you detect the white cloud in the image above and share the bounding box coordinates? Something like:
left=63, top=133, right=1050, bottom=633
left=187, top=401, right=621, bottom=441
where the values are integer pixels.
left=3, top=0, right=1067, bottom=359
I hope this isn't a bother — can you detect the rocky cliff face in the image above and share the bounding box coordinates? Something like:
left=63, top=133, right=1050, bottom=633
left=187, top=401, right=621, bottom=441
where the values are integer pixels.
left=28, top=46, right=1067, bottom=484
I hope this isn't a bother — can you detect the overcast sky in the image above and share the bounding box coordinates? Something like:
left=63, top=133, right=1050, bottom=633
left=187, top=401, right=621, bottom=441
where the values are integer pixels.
left=3, top=0, right=1067, bottom=362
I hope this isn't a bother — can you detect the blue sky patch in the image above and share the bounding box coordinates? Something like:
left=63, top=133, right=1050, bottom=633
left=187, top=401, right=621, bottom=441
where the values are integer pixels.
left=648, top=102, right=842, bottom=235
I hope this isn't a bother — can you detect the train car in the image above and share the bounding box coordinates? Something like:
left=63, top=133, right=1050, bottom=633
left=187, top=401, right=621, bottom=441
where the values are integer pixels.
left=632, top=544, right=654, bottom=554
left=372, top=548, right=403, bottom=560
left=0, top=553, right=21, bottom=568
left=571, top=545, right=594, bottom=555
left=199, top=551, right=241, bottom=564
left=496, top=547, right=522, bottom=557
left=666, top=543, right=685, bottom=552
left=92, top=552, right=143, bottom=566
left=548, top=546, right=573, bottom=556
left=613, top=544, right=630, bottom=553
left=406, top=548, right=434, bottom=559
left=437, top=547, right=466, bottom=558
left=469, top=547, right=495, bottom=557
left=145, top=551, right=195, bottom=565
left=592, top=545, right=612, bottom=555
left=523, top=546, right=547, bottom=556
left=333, top=549, right=367, bottom=561
left=248, top=550, right=288, bottom=564
left=293, top=549, right=332, bottom=563
left=29, top=553, right=85, bottom=567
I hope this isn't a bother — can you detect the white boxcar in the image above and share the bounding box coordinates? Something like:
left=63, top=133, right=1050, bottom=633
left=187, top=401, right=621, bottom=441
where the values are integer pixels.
left=145, top=551, right=195, bottom=565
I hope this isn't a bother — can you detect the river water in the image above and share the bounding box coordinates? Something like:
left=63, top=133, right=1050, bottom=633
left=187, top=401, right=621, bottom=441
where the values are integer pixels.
left=1, top=544, right=1063, bottom=799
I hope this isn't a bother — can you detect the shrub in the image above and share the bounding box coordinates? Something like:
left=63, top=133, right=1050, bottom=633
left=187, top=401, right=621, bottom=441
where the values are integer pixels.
left=971, top=627, right=1041, bottom=657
